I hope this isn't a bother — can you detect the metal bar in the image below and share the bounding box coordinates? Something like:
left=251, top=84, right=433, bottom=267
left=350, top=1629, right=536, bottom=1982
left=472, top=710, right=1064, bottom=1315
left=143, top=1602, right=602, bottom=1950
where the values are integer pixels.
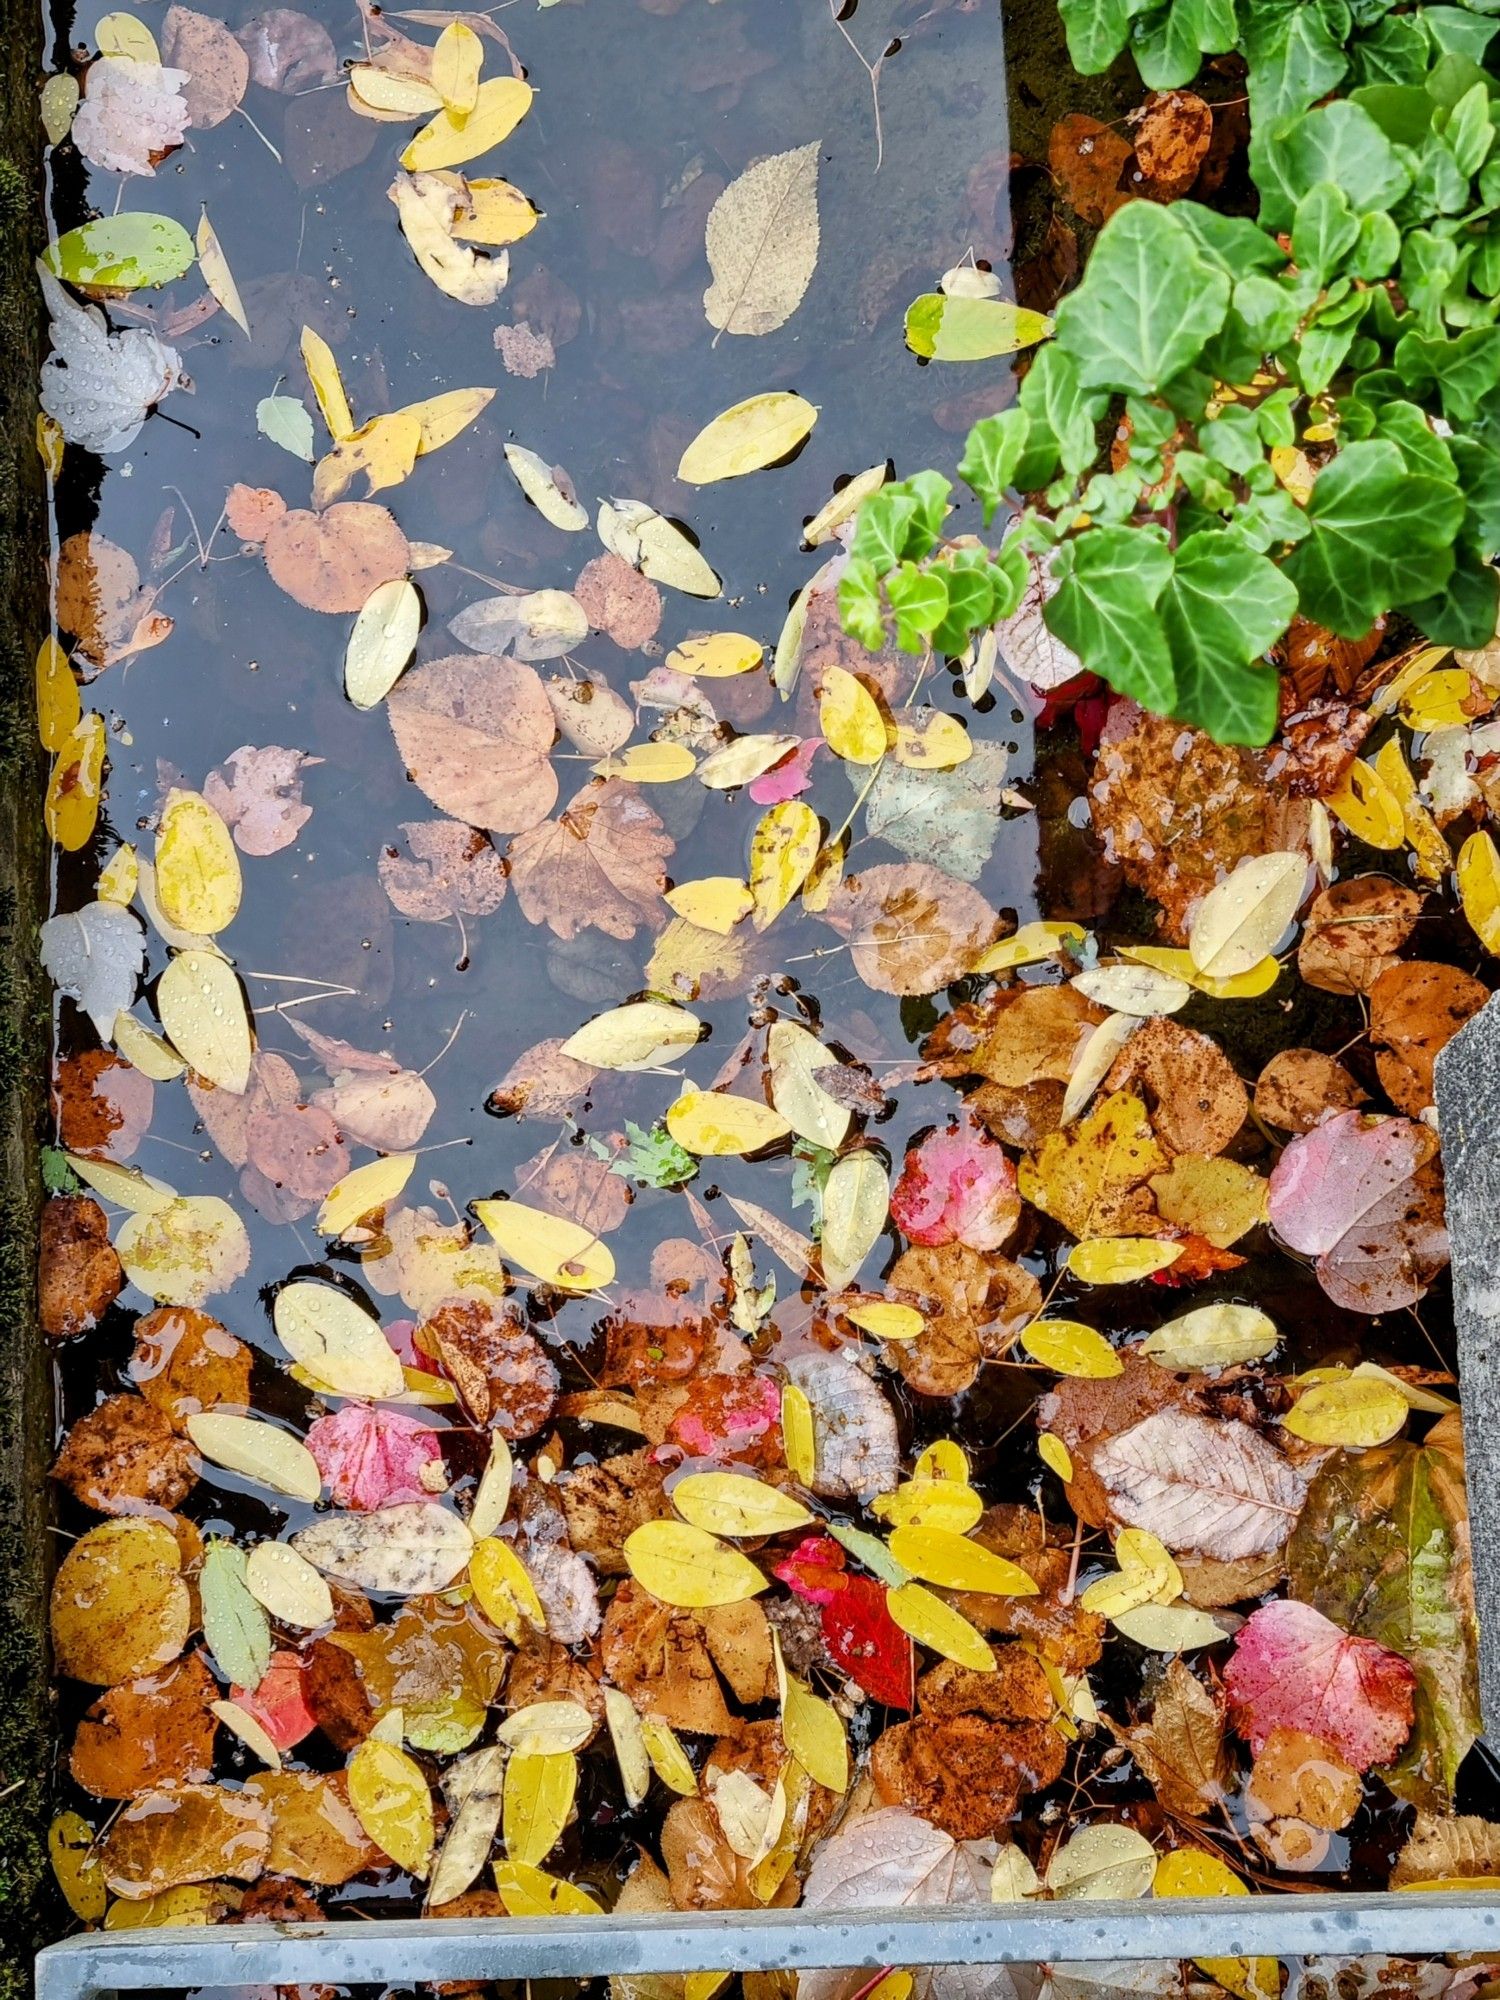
left=31, top=1897, right=1500, bottom=2000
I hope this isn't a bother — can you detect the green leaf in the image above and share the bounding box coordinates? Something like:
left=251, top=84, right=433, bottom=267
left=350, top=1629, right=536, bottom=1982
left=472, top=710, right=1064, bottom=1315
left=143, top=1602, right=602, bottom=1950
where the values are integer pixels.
left=1395, top=325, right=1500, bottom=419
left=1349, top=82, right=1435, bottom=145
left=1248, top=3, right=1349, bottom=124
left=1018, top=343, right=1102, bottom=479
left=1158, top=531, right=1296, bottom=744
left=1174, top=203, right=1286, bottom=277
left=928, top=555, right=996, bottom=656
left=1351, top=208, right=1401, bottom=278
left=1350, top=12, right=1429, bottom=87
left=838, top=557, right=887, bottom=651
left=1046, top=527, right=1176, bottom=711
left=1255, top=99, right=1412, bottom=232
left=886, top=563, right=950, bottom=653
left=45, top=214, right=197, bottom=292
left=1292, top=183, right=1361, bottom=284
left=1199, top=403, right=1265, bottom=476
left=1282, top=439, right=1465, bottom=633
left=849, top=491, right=917, bottom=573
left=41, top=1146, right=79, bottom=1195
left=1131, top=0, right=1238, bottom=89
left=1424, top=9, right=1500, bottom=63
left=1400, top=555, right=1500, bottom=645
left=957, top=410, right=1030, bottom=525
left=1288, top=1424, right=1479, bottom=1810
left=884, top=471, right=953, bottom=558
left=256, top=394, right=316, bottom=462
left=1052, top=203, right=1231, bottom=396
left=611, top=1121, right=698, bottom=1190
left=1057, top=0, right=1137, bottom=71
left=201, top=1541, right=272, bottom=1692
left=1373, top=398, right=1458, bottom=481
left=904, top=294, right=1053, bottom=361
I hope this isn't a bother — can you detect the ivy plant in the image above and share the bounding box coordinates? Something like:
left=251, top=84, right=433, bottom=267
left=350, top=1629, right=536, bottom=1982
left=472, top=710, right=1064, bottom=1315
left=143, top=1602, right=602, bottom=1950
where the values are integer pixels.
left=839, top=0, right=1500, bottom=745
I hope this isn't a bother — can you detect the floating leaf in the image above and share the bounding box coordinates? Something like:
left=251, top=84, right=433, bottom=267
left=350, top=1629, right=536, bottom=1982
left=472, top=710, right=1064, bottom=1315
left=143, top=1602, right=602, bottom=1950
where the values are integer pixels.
left=50, top=1811, right=107, bottom=1922
left=350, top=1737, right=433, bottom=1876
left=886, top=1526, right=1037, bottom=1597
left=473, top=1197, right=615, bottom=1291
left=1141, top=1305, right=1278, bottom=1369
left=623, top=1520, right=768, bottom=1608
left=494, top=1860, right=603, bottom=1917
left=157, top=950, right=253, bottom=1093
left=1328, top=758, right=1404, bottom=850
left=1093, top=1411, right=1309, bottom=1561
left=503, top=1750, right=575, bottom=1867
left=345, top=578, right=420, bottom=710
left=274, top=1281, right=405, bottom=1398
left=156, top=790, right=242, bottom=936
left=51, top=1518, right=189, bottom=1684
left=561, top=1001, right=700, bottom=1073
left=703, top=141, right=820, bottom=337
left=905, top=294, right=1053, bottom=360
left=667, top=633, right=762, bottom=677
left=749, top=800, right=821, bottom=929
left=782, top=1383, right=816, bottom=1486
left=1459, top=830, right=1500, bottom=954
left=1021, top=1319, right=1123, bottom=1378
left=1045, top=1823, right=1156, bottom=1900
left=672, top=1472, right=813, bottom=1537
left=317, top=1154, right=416, bottom=1239
left=1067, top=1238, right=1183, bottom=1284
left=201, top=1541, right=272, bottom=1689
left=1225, top=1599, right=1415, bottom=1772
left=116, top=1195, right=250, bottom=1307
left=1284, top=1374, right=1408, bottom=1448
left=187, top=1412, right=321, bottom=1502
left=885, top=1581, right=994, bottom=1671
left=401, top=75, right=532, bottom=171
left=1188, top=852, right=1307, bottom=979
left=46, top=213, right=195, bottom=290
left=678, top=392, right=818, bottom=484
left=244, top=1541, right=333, bottom=1630
left=1112, top=1603, right=1231, bottom=1652
left=665, top=1091, right=791, bottom=1157
left=195, top=210, right=247, bottom=335
left=819, top=664, right=887, bottom=764
left=293, top=1503, right=473, bottom=1595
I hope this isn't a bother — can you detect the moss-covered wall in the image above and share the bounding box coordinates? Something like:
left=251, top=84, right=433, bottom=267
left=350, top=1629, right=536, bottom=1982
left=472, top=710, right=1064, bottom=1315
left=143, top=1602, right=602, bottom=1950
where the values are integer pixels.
left=0, top=0, right=57, bottom=1990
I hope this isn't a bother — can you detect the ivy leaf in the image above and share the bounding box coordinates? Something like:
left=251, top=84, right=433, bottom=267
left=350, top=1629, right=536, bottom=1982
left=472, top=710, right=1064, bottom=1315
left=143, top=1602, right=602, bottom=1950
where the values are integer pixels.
left=1159, top=531, right=1295, bottom=745
left=838, top=557, right=887, bottom=650
left=927, top=555, right=995, bottom=656
left=1245, top=2, right=1349, bottom=126
left=1400, top=553, right=1500, bottom=647
left=1255, top=99, right=1412, bottom=232
left=885, top=563, right=949, bottom=653
left=957, top=410, right=1030, bottom=526
left=610, top=1120, right=698, bottom=1190
left=1045, top=527, right=1176, bottom=710
left=1052, top=203, right=1231, bottom=397
left=1291, top=183, right=1361, bottom=284
left=1056, top=0, right=1138, bottom=73
left=1394, top=326, right=1500, bottom=421
left=1132, top=0, right=1238, bottom=90
left=1282, top=440, right=1465, bottom=634
left=42, top=1146, right=81, bottom=1195
left=1018, top=343, right=1103, bottom=480
left=849, top=491, right=917, bottom=574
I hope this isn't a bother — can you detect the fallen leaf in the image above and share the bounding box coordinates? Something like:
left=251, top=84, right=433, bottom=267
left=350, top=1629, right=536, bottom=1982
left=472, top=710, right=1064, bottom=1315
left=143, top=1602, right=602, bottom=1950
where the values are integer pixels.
left=1253, top=1050, right=1368, bottom=1133
left=262, top=501, right=410, bottom=615
left=818, top=863, right=1000, bottom=997
left=1225, top=1599, right=1415, bottom=1773
left=401, top=75, right=532, bottom=171
left=293, top=1503, right=473, bottom=1595
left=1112, top=1658, right=1229, bottom=1817
left=703, top=142, right=820, bottom=337
left=678, top=393, right=818, bottom=484
left=51, top=1517, right=190, bottom=1684
left=52, top=1392, right=197, bottom=1515
left=203, top=745, right=318, bottom=856
left=573, top=553, right=664, bottom=650
left=1049, top=112, right=1133, bottom=223
left=41, top=900, right=146, bottom=1040
left=102, top=1780, right=272, bottom=1900
left=1092, top=1411, right=1309, bottom=1560
left=41, top=1195, right=124, bottom=1338
left=1297, top=875, right=1422, bottom=997
left=162, top=5, right=248, bottom=125
left=380, top=820, right=507, bottom=922
left=508, top=780, right=672, bottom=941
left=1188, top=852, right=1307, bottom=980
left=782, top=1353, right=899, bottom=1502
left=71, top=1654, right=218, bottom=1798
left=1369, top=961, right=1487, bottom=1116
left=72, top=57, right=189, bottom=175
left=387, top=652, right=556, bottom=836
left=307, top=1403, right=443, bottom=1509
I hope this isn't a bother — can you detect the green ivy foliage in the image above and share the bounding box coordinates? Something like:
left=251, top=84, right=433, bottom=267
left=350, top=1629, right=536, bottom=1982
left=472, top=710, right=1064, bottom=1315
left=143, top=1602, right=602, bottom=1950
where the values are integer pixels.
left=839, top=0, right=1500, bottom=745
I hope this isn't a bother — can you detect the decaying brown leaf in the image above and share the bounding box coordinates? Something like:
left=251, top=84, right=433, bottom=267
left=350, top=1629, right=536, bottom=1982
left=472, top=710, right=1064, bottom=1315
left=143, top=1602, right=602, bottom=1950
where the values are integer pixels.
left=508, top=780, right=673, bottom=941
left=52, top=1392, right=199, bottom=1515
left=1112, top=1658, right=1230, bottom=1818
left=387, top=653, right=558, bottom=837
left=1297, top=875, right=1423, bottom=996
left=41, top=1194, right=123, bottom=1339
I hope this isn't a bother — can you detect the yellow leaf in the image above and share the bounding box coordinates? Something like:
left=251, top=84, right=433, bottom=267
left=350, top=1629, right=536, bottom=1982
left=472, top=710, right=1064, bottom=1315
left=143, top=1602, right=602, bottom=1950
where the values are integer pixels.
left=46, top=711, right=105, bottom=851
left=50, top=1811, right=107, bottom=1923
left=562, top=1000, right=702, bottom=1072
left=639, top=1716, right=698, bottom=1795
left=686, top=1977, right=731, bottom=2000
left=972, top=921, right=1088, bottom=975
left=96, top=11, right=158, bottom=59
left=818, top=664, right=888, bottom=764
left=473, top=1197, right=615, bottom=1291
left=97, top=843, right=138, bottom=907
left=68, top=1153, right=175, bottom=1213
left=1372, top=735, right=1450, bottom=881
left=1019, top=1090, right=1165, bottom=1238
left=273, top=1280, right=405, bottom=1398
left=117, top=1194, right=249, bottom=1307
left=749, top=800, right=821, bottom=929
left=667, top=633, right=763, bottom=677
left=245, top=1541, right=334, bottom=1630
left=493, top=1861, right=603, bottom=1918
left=1021, top=1319, right=1123, bottom=1379
left=1080, top=1528, right=1181, bottom=1617
left=37, top=409, right=65, bottom=475
left=1459, top=830, right=1500, bottom=953
left=496, top=1701, right=594, bottom=1756
left=504, top=1751, right=576, bottom=1866
left=1400, top=667, right=1482, bottom=731
left=1155, top=1847, right=1276, bottom=1999
left=503, top=441, right=585, bottom=528
left=349, top=1737, right=434, bottom=1876
left=451, top=178, right=540, bottom=246
left=820, top=1150, right=889, bottom=1291
left=1270, top=444, right=1314, bottom=503
left=301, top=324, right=355, bottom=441
left=469, top=1537, right=547, bottom=1642
left=432, top=21, right=482, bottom=114
left=104, top=1884, right=225, bottom=1928
left=186, top=1411, right=321, bottom=1502
left=349, top=63, right=442, bottom=115
left=802, top=838, right=844, bottom=912
left=113, top=1011, right=183, bottom=1081
left=345, top=577, right=420, bottom=709
left=886, top=1525, right=1038, bottom=1596
left=389, top=174, right=511, bottom=307
left=1038, top=1432, right=1073, bottom=1482
left=1067, top=1238, right=1183, bottom=1284
left=1150, top=1155, right=1268, bottom=1249
left=869, top=1478, right=983, bottom=1534
left=665, top=1090, right=791, bottom=1157
left=672, top=1472, right=814, bottom=1537
left=1188, top=850, right=1307, bottom=978
left=1109, top=1602, right=1228, bottom=1651
left=623, top=1520, right=768, bottom=1608
left=1117, top=944, right=1280, bottom=999
left=664, top=877, right=753, bottom=934
left=314, top=410, right=423, bottom=506
left=1046, top=1824, right=1156, bottom=1900
left=317, top=1154, right=416, bottom=1238
left=1283, top=1374, right=1408, bottom=1447
left=1327, top=758, right=1405, bottom=850
left=156, top=790, right=242, bottom=936
left=886, top=1581, right=995, bottom=1670
left=195, top=210, right=248, bottom=337
left=603, top=1685, right=651, bottom=1808
left=781, top=1383, right=816, bottom=1485
left=893, top=712, right=971, bottom=769
left=36, top=637, right=79, bottom=752
left=677, top=392, right=819, bottom=484
left=593, top=742, right=698, bottom=783
left=156, top=950, right=253, bottom=1092
left=803, top=465, right=887, bottom=547
left=782, top=1674, right=848, bottom=1794
left=1140, top=1304, right=1277, bottom=1369
left=845, top=1301, right=924, bottom=1342
left=402, top=76, right=533, bottom=171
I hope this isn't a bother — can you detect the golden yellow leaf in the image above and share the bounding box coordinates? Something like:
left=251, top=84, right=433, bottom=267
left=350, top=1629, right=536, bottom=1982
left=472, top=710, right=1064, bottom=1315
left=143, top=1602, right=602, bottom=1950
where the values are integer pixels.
left=51, top=1518, right=189, bottom=1685
left=349, top=1737, right=434, bottom=1876
left=1459, top=830, right=1500, bottom=953
left=1400, top=668, right=1482, bottom=731
left=317, top=1153, right=416, bottom=1238
left=1327, top=758, right=1404, bottom=850
left=503, top=1750, right=575, bottom=1867
left=1067, top=1238, right=1183, bottom=1284
left=452, top=178, right=539, bottom=245
left=1117, top=944, right=1279, bottom=1000
left=1038, top=1432, right=1073, bottom=1481
left=887, top=1526, right=1038, bottom=1596
left=469, top=1537, right=547, bottom=1643
left=1021, top=1319, right=1123, bottom=1379
left=818, top=664, right=887, bottom=764
left=748, top=800, right=821, bottom=929
left=104, top=1884, right=227, bottom=1928
left=1150, top=1155, right=1268, bottom=1249
left=97, top=843, right=138, bottom=906
left=677, top=392, right=818, bottom=484
left=639, top=1717, right=698, bottom=1795
left=36, top=636, right=80, bottom=752
left=349, top=63, right=442, bottom=115
left=781, top=1383, right=816, bottom=1485
left=402, top=76, right=533, bottom=171
left=1283, top=1374, right=1408, bottom=1448
left=113, top=1010, right=182, bottom=1080
left=972, top=921, right=1087, bottom=974
left=46, top=711, right=105, bottom=851
left=473, top=1197, right=615, bottom=1291
left=1110, top=1602, right=1227, bottom=1651
left=665, top=877, right=753, bottom=934
left=665, top=1090, right=791, bottom=1157
left=156, top=790, right=241, bottom=936
left=593, top=742, right=698, bottom=783
left=432, top=21, right=482, bottom=114
left=50, top=1811, right=107, bottom=1923
left=1154, top=1845, right=1277, bottom=1999
left=666, top=633, right=763, bottom=677
left=157, top=950, right=252, bottom=1092
left=603, top=1685, right=650, bottom=1808
left=623, top=1520, right=768, bottom=1608
left=116, top=1194, right=250, bottom=1307
left=893, top=711, right=971, bottom=769
left=782, top=1674, right=848, bottom=1793
left=845, top=1300, right=924, bottom=1342
left=300, top=324, right=355, bottom=441
left=672, top=1472, right=814, bottom=1537
left=1019, top=1090, right=1165, bottom=1240
left=1188, top=851, right=1307, bottom=978
left=493, top=1861, right=603, bottom=1917
left=885, top=1581, right=995, bottom=1670
left=870, top=1478, right=983, bottom=1534
left=1372, top=735, right=1450, bottom=881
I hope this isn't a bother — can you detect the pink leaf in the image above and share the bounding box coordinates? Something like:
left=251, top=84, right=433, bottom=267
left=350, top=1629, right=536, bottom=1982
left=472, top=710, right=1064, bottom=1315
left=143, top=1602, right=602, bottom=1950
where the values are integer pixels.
left=231, top=1650, right=316, bottom=1749
left=772, top=1533, right=846, bottom=1606
left=306, top=1402, right=444, bottom=1509
left=667, top=1372, right=782, bottom=1460
left=1224, top=1599, right=1415, bottom=1772
left=749, top=739, right=821, bottom=805
left=890, top=1111, right=1020, bottom=1251
left=1267, top=1109, right=1448, bottom=1313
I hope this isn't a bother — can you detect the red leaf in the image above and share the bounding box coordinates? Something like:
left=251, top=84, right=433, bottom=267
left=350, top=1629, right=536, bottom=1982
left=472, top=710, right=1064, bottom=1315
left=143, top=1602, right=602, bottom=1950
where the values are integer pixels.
left=1224, top=1598, right=1415, bottom=1772
left=306, top=1402, right=443, bottom=1509
left=821, top=1575, right=915, bottom=1711
left=773, top=1533, right=846, bottom=1606
left=231, top=1651, right=317, bottom=1750
left=890, top=1111, right=1020, bottom=1252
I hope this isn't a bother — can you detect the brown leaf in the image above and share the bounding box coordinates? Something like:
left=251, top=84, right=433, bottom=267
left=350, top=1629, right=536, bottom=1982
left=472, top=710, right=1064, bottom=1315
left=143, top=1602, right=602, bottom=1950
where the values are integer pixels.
left=494, top=321, right=555, bottom=378
left=1131, top=91, right=1213, bottom=197
left=387, top=653, right=557, bottom=837
left=886, top=1244, right=1041, bottom=1397
left=245, top=1769, right=382, bottom=1884
left=52, top=1393, right=199, bottom=1515
left=1253, top=1050, right=1368, bottom=1133
left=312, top=1066, right=435, bottom=1152
left=1391, top=1811, right=1500, bottom=1889
left=329, top=1596, right=505, bottom=1747
left=1280, top=613, right=1386, bottom=706
left=203, top=744, right=319, bottom=856
left=574, top=553, right=664, bottom=650
left=245, top=1101, right=350, bottom=1207
left=1247, top=1726, right=1361, bottom=1832
left=234, top=8, right=337, bottom=89
left=504, top=1637, right=606, bottom=1728
left=56, top=1049, right=154, bottom=1161
left=1090, top=702, right=1312, bottom=940
left=102, top=1779, right=272, bottom=1899
left=41, top=1193, right=124, bottom=1338
left=956, top=1505, right=1105, bottom=1674
left=514, top=1143, right=631, bottom=1238
left=1297, top=875, right=1423, bottom=997
left=661, top=1795, right=760, bottom=1911
left=225, top=483, right=288, bottom=542
left=601, top=1577, right=736, bottom=1735
left=486, top=1036, right=598, bottom=1121
left=188, top=1052, right=300, bottom=1172
left=162, top=5, right=250, bottom=126
left=71, top=1653, right=219, bottom=1798
left=1369, top=961, right=1488, bottom=1116
left=1103, top=1018, right=1248, bottom=1159
left=1039, top=1352, right=1201, bottom=1528
left=263, top=502, right=410, bottom=615
left=700, top=1598, right=777, bottom=1706
left=379, top=819, right=508, bottom=921
left=818, top=863, right=1001, bottom=997
left=1113, top=1657, right=1230, bottom=1818
left=54, top=533, right=158, bottom=671
left=1277, top=697, right=1371, bottom=797
left=1048, top=112, right=1134, bottom=223
left=558, top=1449, right=670, bottom=1572
left=417, top=1297, right=559, bottom=1437
left=129, top=1306, right=253, bottom=1427
left=508, top=779, right=673, bottom=941
left=305, top=1633, right=374, bottom=1751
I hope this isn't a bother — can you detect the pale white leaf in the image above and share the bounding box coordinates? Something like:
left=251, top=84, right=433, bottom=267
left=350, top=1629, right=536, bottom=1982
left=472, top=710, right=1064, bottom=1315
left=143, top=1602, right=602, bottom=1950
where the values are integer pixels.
left=40, top=898, right=146, bottom=1039
left=1092, top=1411, right=1310, bottom=1561
left=38, top=266, right=183, bottom=453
